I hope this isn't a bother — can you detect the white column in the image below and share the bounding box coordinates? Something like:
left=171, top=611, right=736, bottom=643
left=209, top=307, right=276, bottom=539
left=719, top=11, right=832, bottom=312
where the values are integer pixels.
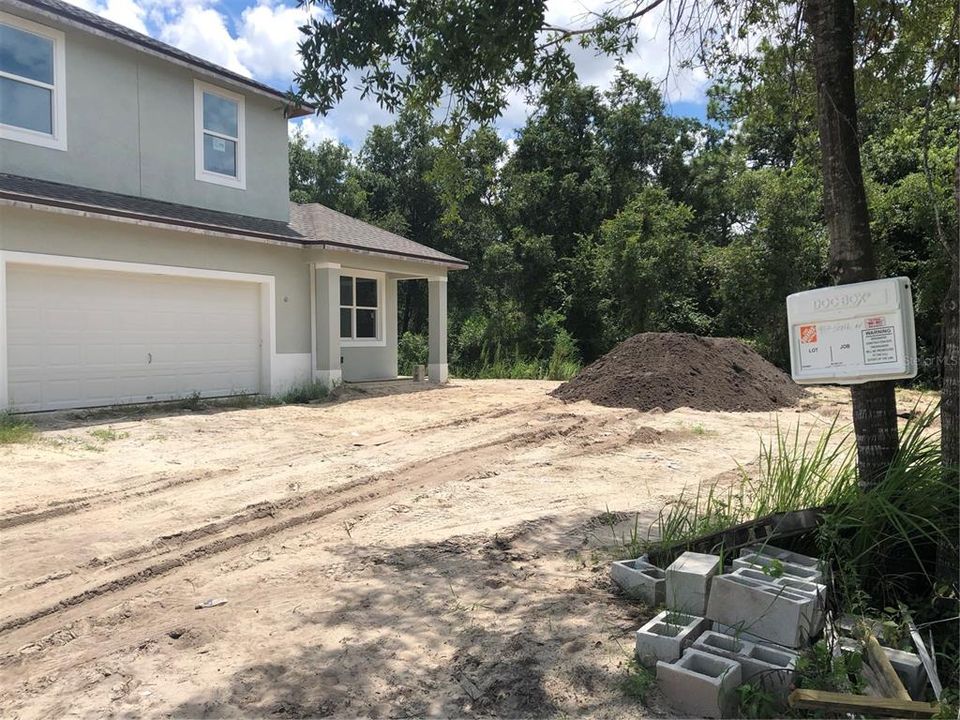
left=428, top=276, right=448, bottom=383
left=314, top=263, right=342, bottom=387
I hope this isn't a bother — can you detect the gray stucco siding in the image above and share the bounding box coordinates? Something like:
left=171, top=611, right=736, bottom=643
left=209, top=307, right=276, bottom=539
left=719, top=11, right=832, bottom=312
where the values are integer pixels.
left=0, top=206, right=311, bottom=354
left=0, top=8, right=290, bottom=221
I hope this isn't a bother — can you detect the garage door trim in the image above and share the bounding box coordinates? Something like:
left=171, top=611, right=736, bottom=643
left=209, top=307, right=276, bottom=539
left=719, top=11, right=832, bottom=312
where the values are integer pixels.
left=0, top=250, right=276, bottom=409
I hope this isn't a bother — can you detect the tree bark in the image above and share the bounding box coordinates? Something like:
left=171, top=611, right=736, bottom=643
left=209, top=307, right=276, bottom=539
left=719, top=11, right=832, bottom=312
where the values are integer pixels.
left=942, top=146, right=959, bottom=476
left=804, top=0, right=899, bottom=488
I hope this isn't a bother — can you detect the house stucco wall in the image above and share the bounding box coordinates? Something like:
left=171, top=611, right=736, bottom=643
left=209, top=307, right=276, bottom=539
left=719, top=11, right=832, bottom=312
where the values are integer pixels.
left=0, top=206, right=448, bottom=392
left=0, top=6, right=290, bottom=221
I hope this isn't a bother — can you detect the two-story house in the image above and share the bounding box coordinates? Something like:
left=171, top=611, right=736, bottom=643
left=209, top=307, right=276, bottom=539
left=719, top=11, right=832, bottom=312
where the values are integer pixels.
left=0, top=0, right=465, bottom=412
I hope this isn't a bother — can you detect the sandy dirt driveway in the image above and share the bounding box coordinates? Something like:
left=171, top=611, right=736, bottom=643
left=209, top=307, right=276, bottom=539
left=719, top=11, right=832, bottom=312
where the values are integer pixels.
left=0, top=379, right=867, bottom=718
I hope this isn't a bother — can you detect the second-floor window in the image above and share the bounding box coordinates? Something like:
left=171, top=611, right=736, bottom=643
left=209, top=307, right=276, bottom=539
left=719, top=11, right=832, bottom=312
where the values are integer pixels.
left=0, top=12, right=66, bottom=150
left=194, top=80, right=245, bottom=189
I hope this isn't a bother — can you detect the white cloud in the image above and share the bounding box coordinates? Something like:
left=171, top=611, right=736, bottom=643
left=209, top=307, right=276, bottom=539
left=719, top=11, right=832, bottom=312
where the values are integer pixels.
left=70, top=0, right=148, bottom=34
left=158, top=3, right=252, bottom=76
left=289, top=116, right=337, bottom=146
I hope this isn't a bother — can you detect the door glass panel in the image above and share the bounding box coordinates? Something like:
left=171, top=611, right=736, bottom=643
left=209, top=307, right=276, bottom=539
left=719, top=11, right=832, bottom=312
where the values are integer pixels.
left=0, top=24, right=54, bottom=84
left=356, top=309, right=376, bottom=338
left=339, top=308, right=352, bottom=338
left=203, top=133, right=237, bottom=176
left=0, top=77, right=51, bottom=133
left=355, top=278, right=377, bottom=308
left=202, top=92, right=238, bottom=136
left=339, top=276, right=353, bottom=306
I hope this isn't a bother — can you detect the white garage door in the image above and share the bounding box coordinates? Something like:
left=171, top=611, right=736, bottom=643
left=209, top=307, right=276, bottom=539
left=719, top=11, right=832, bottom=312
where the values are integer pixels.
left=6, top=263, right=263, bottom=411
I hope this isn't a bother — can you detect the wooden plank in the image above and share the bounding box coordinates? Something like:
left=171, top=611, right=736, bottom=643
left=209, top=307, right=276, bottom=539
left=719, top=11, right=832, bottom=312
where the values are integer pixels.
left=788, top=689, right=938, bottom=718
left=864, top=632, right=911, bottom=700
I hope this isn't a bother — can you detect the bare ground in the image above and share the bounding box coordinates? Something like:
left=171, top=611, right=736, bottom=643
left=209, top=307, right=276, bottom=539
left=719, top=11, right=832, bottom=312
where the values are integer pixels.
left=0, top=379, right=918, bottom=718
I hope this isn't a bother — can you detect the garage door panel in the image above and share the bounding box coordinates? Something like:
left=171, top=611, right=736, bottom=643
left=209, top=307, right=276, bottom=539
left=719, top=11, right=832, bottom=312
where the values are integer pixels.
left=6, top=264, right=263, bottom=411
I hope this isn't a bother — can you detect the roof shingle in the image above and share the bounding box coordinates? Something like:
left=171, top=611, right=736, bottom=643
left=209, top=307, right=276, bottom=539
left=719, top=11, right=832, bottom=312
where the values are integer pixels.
left=0, top=173, right=467, bottom=267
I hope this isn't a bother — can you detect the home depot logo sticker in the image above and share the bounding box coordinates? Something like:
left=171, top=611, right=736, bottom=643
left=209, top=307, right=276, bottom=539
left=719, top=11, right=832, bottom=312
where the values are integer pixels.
left=799, top=324, right=818, bottom=344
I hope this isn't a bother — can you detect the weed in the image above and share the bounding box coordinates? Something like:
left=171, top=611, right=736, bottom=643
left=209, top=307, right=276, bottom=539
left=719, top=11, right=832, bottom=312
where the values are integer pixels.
left=620, top=658, right=655, bottom=701
left=179, top=391, right=203, bottom=411
left=278, top=380, right=330, bottom=404
left=762, top=558, right=785, bottom=579
left=691, top=423, right=709, bottom=436
left=736, top=682, right=779, bottom=718
left=88, top=427, right=128, bottom=442
left=794, top=640, right=865, bottom=694
left=0, top=412, right=35, bottom=444
left=598, top=508, right=644, bottom=560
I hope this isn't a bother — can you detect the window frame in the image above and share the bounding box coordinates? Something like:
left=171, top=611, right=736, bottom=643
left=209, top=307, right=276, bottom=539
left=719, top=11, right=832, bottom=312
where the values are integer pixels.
left=0, top=11, right=67, bottom=151
left=339, top=269, right=386, bottom=347
left=194, top=79, right=246, bottom=189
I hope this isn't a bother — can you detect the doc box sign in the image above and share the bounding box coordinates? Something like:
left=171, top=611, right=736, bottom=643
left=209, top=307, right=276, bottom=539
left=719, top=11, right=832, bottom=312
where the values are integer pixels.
left=786, top=277, right=917, bottom=385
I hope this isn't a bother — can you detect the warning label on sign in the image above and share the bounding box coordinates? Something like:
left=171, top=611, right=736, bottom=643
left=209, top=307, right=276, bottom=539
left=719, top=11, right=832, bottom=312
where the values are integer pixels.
left=799, top=324, right=818, bottom=344
left=862, top=326, right=897, bottom=365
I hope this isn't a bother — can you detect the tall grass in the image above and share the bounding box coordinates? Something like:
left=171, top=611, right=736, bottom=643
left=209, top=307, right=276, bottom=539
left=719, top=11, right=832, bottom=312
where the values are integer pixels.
left=0, top=411, right=35, bottom=444
left=650, top=414, right=858, bottom=548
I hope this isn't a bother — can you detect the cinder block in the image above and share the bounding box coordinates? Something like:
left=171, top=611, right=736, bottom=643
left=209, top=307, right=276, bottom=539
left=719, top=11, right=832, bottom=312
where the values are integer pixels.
left=838, top=638, right=925, bottom=699
left=733, top=567, right=826, bottom=635
left=741, top=544, right=821, bottom=570
left=657, top=648, right=742, bottom=718
left=665, top=551, right=720, bottom=615
left=635, top=610, right=709, bottom=666
left=734, top=553, right=824, bottom=583
left=706, top=570, right=818, bottom=648
left=610, top=558, right=665, bottom=605
left=693, top=630, right=798, bottom=699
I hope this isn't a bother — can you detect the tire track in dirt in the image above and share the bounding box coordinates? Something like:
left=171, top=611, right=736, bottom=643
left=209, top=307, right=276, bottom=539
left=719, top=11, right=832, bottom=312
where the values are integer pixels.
left=0, top=400, right=555, bottom=533
left=0, top=414, right=590, bottom=637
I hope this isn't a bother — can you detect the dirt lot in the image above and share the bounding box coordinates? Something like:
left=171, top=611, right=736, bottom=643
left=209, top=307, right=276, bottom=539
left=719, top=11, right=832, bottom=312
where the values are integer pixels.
left=0, top=379, right=893, bottom=718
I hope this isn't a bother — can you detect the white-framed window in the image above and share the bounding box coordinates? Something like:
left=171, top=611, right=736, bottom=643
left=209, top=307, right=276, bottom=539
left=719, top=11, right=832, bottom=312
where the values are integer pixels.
left=0, top=11, right=67, bottom=151
left=339, top=270, right=385, bottom=346
left=194, top=80, right=245, bottom=189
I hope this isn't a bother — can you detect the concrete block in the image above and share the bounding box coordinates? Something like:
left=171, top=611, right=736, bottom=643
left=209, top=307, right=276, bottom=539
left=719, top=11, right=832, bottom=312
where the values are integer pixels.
left=610, top=558, right=665, bottom=605
left=706, top=570, right=818, bottom=648
left=665, top=551, right=720, bottom=615
left=734, top=553, right=824, bottom=583
left=657, top=648, right=742, bottom=718
left=693, top=630, right=798, bottom=699
left=733, top=567, right=826, bottom=635
left=741, top=544, right=821, bottom=570
left=838, top=638, right=926, bottom=699
left=635, top=610, right=709, bottom=666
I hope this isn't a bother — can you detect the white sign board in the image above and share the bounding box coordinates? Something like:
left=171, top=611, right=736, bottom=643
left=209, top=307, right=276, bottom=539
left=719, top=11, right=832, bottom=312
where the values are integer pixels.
left=786, top=277, right=917, bottom=385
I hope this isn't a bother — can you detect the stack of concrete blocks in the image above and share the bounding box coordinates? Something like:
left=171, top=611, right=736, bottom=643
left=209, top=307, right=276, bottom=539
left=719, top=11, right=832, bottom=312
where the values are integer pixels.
left=656, top=649, right=742, bottom=718
left=635, top=610, right=710, bottom=666
left=610, top=556, right=665, bottom=606
left=735, top=545, right=826, bottom=583
left=692, top=630, right=798, bottom=700
left=706, top=568, right=821, bottom=648
left=665, top=551, right=720, bottom=615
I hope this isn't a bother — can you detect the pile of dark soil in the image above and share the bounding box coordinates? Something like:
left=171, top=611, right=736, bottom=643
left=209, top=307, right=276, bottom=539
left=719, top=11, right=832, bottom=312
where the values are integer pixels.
left=552, top=332, right=805, bottom=412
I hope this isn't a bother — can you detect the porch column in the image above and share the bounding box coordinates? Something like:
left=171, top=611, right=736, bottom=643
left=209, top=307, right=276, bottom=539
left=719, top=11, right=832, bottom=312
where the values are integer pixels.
left=313, top=263, right=342, bottom=387
left=428, top=276, right=448, bottom=383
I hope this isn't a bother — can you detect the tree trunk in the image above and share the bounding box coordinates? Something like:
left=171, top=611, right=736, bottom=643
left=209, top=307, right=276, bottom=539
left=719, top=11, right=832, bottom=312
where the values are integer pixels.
left=942, top=146, right=959, bottom=475
left=804, top=0, right=899, bottom=488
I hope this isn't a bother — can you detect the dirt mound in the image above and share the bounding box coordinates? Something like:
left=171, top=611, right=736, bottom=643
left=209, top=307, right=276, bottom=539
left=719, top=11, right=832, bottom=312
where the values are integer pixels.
left=552, top=333, right=805, bottom=412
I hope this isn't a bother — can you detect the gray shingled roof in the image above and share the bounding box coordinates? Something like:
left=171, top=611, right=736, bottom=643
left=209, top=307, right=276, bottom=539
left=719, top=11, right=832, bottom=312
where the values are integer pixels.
left=0, top=174, right=468, bottom=267
left=289, top=203, right=467, bottom=266
left=7, top=0, right=312, bottom=116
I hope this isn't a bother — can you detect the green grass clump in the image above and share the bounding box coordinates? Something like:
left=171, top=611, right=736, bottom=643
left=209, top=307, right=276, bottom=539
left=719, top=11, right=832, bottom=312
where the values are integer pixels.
left=620, top=658, right=655, bottom=701
left=278, top=379, right=331, bottom=404
left=89, top=427, right=128, bottom=442
left=0, top=411, right=35, bottom=444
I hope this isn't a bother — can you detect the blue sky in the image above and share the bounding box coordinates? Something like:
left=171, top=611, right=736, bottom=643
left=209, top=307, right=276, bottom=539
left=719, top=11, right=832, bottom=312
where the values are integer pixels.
left=69, top=0, right=711, bottom=148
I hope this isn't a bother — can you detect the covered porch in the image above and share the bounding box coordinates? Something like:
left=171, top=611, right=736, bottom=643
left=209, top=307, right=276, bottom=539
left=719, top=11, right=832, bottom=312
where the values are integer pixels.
left=309, top=261, right=449, bottom=386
